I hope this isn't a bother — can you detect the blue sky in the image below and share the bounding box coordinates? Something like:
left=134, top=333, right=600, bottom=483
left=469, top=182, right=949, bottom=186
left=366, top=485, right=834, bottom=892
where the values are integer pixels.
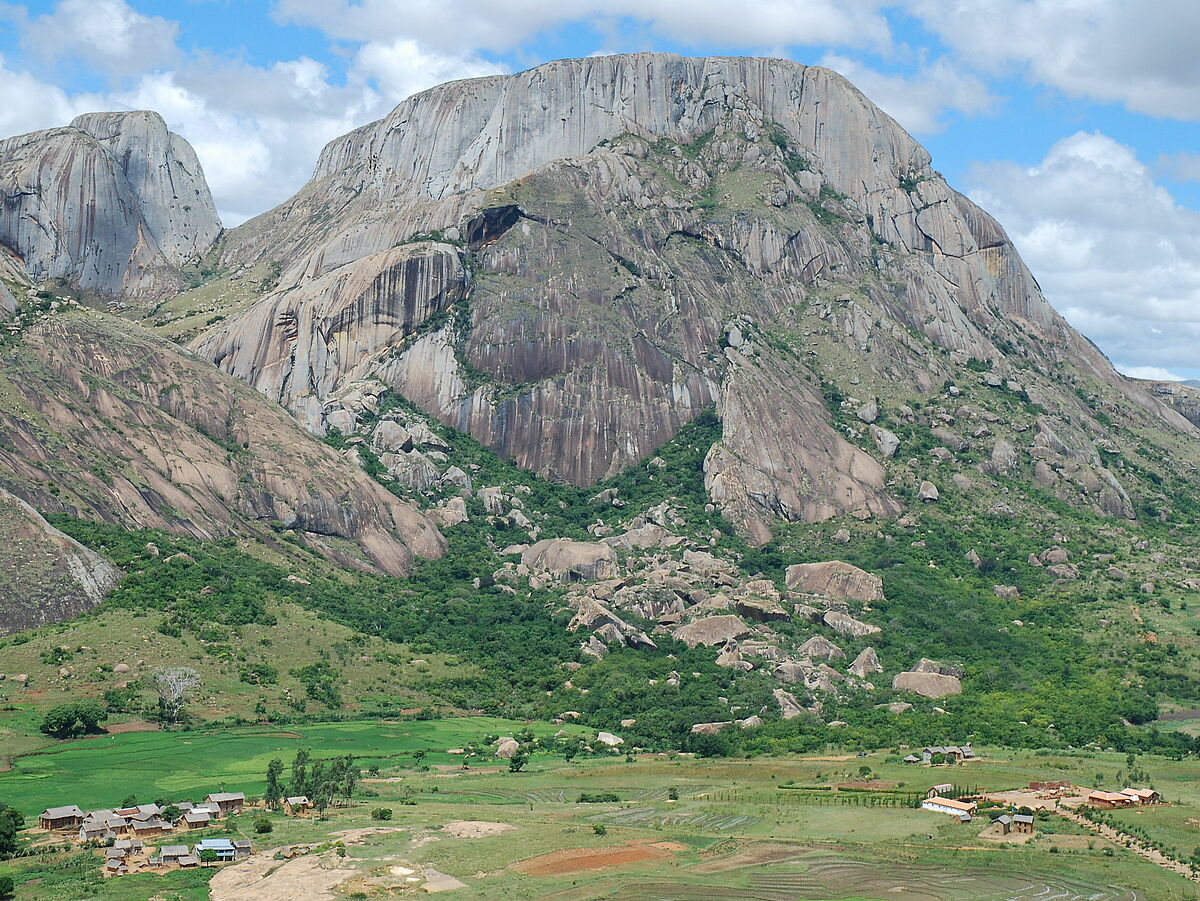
left=1, top=0, right=1198, bottom=378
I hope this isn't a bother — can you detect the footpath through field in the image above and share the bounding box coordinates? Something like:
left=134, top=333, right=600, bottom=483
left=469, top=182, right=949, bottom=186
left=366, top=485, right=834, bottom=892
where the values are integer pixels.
left=1058, top=806, right=1199, bottom=882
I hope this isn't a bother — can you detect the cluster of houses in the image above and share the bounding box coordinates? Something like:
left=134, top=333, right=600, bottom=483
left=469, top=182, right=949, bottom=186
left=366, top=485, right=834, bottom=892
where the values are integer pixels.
left=38, top=792, right=247, bottom=840
left=99, top=837, right=252, bottom=876
left=37, top=792, right=250, bottom=876
left=903, top=744, right=976, bottom=765
left=1085, top=787, right=1160, bottom=808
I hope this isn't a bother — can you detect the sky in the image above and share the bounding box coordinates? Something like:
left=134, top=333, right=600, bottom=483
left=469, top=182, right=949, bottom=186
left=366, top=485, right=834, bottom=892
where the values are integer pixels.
left=0, top=1, right=1197, bottom=380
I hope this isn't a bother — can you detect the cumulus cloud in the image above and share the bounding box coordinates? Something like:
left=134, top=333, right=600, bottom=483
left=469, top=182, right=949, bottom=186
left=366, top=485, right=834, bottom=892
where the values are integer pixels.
left=274, top=0, right=893, bottom=53
left=1118, top=365, right=1184, bottom=382
left=905, top=0, right=1200, bottom=120
left=966, top=131, right=1200, bottom=375
left=819, top=52, right=998, bottom=134
left=22, top=0, right=179, bottom=77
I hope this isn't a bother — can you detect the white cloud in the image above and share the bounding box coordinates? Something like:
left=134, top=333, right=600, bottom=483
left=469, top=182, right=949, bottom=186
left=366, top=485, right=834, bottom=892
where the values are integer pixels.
left=274, top=0, right=893, bottom=53
left=1156, top=151, right=1200, bottom=182
left=966, top=131, right=1200, bottom=375
left=819, top=52, right=998, bottom=134
left=0, top=53, right=100, bottom=137
left=353, top=39, right=506, bottom=103
left=23, top=0, right=178, bottom=77
left=905, top=0, right=1200, bottom=120
left=1118, top=365, right=1184, bottom=382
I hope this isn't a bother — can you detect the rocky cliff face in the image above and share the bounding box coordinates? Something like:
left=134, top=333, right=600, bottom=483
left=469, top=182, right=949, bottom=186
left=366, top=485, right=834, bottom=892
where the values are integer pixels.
left=186, top=54, right=1194, bottom=537
left=0, top=307, right=444, bottom=579
left=0, top=487, right=120, bottom=633
left=0, top=111, right=220, bottom=298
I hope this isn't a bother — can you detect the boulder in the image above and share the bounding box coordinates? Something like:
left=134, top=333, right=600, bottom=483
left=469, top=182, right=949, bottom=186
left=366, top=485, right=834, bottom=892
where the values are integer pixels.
left=892, top=670, right=962, bottom=698
left=494, top=737, right=520, bottom=759
left=988, top=439, right=1018, bottom=473
left=822, top=610, right=880, bottom=638
left=870, top=425, right=899, bottom=458
left=965, top=548, right=981, bottom=568
left=737, top=715, right=764, bottom=728
left=430, top=496, right=469, bottom=528
left=672, top=615, right=752, bottom=648
left=734, top=597, right=790, bottom=623
left=773, top=661, right=809, bottom=683
left=772, top=688, right=804, bottom=720
left=1046, top=563, right=1079, bottom=580
left=522, top=538, right=618, bottom=582
left=992, top=585, right=1020, bottom=599
left=796, top=635, right=845, bottom=661
left=848, top=646, right=883, bottom=677
left=595, top=731, right=624, bottom=746
left=856, top=401, right=879, bottom=424
left=918, top=481, right=940, bottom=502
left=1040, top=546, right=1070, bottom=565
left=581, top=636, right=608, bottom=658
left=372, top=420, right=413, bottom=452
left=785, top=560, right=884, bottom=601
left=690, top=722, right=732, bottom=735
left=876, top=702, right=912, bottom=714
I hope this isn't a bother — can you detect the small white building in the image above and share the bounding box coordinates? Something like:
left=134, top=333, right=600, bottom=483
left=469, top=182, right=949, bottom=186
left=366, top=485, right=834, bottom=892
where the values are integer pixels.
left=921, top=796, right=977, bottom=819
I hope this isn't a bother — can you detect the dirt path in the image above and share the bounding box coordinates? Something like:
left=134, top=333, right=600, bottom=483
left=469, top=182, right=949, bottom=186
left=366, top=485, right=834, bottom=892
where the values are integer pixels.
left=1059, top=807, right=1198, bottom=881
left=209, top=852, right=357, bottom=901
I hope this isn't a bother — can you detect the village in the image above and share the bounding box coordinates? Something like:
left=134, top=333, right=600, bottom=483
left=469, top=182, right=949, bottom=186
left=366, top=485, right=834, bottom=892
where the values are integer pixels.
left=33, top=790, right=315, bottom=877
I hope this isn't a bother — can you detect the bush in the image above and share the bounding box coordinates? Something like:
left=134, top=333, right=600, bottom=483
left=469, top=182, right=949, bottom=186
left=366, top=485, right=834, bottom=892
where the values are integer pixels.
left=592, top=824, right=607, bottom=835
left=253, top=816, right=273, bottom=834
left=0, top=875, right=13, bottom=900
left=577, top=792, right=620, bottom=803
left=370, top=807, right=393, bottom=821
left=39, top=701, right=107, bottom=739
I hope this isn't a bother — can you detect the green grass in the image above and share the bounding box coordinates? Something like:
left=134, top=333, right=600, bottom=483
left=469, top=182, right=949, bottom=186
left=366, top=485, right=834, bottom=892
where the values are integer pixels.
left=0, top=717, right=582, bottom=816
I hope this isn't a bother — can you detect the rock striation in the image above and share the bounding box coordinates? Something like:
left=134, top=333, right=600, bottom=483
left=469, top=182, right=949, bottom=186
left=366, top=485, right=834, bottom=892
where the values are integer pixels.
left=0, top=111, right=221, bottom=297
left=190, top=52, right=1191, bottom=539
left=0, top=487, right=120, bottom=633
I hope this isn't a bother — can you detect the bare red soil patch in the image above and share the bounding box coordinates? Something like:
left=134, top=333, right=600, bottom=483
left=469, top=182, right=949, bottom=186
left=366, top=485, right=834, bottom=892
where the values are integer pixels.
left=513, top=841, right=678, bottom=876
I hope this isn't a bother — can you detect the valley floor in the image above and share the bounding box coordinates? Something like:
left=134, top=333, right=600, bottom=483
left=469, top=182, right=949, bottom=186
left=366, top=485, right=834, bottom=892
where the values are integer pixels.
left=1, top=720, right=1197, bottom=900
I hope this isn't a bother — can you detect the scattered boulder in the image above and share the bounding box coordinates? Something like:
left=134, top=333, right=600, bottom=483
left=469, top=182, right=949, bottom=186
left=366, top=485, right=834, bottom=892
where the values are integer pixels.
left=690, top=722, right=732, bottom=735
left=876, top=702, right=912, bottom=714
left=870, top=425, right=899, bottom=458
left=772, top=688, right=804, bottom=720
left=1107, top=566, right=1129, bottom=581
left=372, top=420, right=413, bottom=452
left=1046, top=563, right=1079, bottom=580
left=848, top=647, right=882, bottom=677
left=1040, top=546, right=1070, bottom=565
left=113, top=663, right=131, bottom=674
left=522, top=538, right=618, bottom=582
left=965, top=549, right=981, bottom=568
left=832, top=528, right=852, bottom=544
left=734, top=597, right=790, bottom=623
left=822, top=610, right=880, bottom=638
left=785, top=561, right=884, bottom=601
left=893, top=670, right=962, bottom=699
left=737, top=715, right=764, bottom=728
left=595, top=731, right=624, bottom=746
left=1140, top=581, right=1155, bottom=594
left=672, top=615, right=752, bottom=648
left=918, top=481, right=939, bottom=502
left=796, top=635, right=845, bottom=661
left=430, top=496, right=469, bottom=528
left=992, top=585, right=1020, bottom=600
left=988, top=439, right=1018, bottom=474
left=856, top=401, right=879, bottom=424
left=493, top=737, right=520, bottom=759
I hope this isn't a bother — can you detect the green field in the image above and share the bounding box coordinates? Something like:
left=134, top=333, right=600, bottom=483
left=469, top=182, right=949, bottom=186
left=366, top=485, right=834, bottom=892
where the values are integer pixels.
left=0, top=717, right=580, bottom=816
left=3, top=729, right=1198, bottom=901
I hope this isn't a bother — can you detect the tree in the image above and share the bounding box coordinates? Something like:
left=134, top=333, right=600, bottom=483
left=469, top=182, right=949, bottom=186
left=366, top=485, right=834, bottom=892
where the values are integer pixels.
left=161, top=805, right=182, bottom=823
left=264, top=758, right=284, bottom=810
left=0, top=801, right=24, bottom=856
left=39, top=701, right=107, bottom=739
left=508, top=749, right=529, bottom=773
left=198, top=848, right=218, bottom=866
left=153, top=667, right=200, bottom=724
left=253, top=816, right=273, bottom=834
left=0, top=875, right=13, bottom=900
left=371, top=807, right=393, bottom=821
left=412, top=748, right=427, bottom=768
left=291, top=748, right=310, bottom=797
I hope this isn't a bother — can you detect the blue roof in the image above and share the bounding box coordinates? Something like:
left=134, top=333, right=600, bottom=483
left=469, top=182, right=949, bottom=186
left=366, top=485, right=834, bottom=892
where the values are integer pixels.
left=197, top=839, right=235, bottom=850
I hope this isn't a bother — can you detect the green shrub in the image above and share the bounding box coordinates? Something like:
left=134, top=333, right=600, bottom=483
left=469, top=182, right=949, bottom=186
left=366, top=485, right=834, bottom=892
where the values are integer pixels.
left=370, top=807, right=393, bottom=821
left=39, top=701, right=108, bottom=739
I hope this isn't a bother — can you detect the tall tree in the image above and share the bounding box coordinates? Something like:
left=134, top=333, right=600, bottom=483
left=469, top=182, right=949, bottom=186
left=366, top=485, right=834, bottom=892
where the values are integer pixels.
left=153, top=667, right=200, bottom=724
left=264, top=758, right=284, bottom=809
left=290, top=748, right=310, bottom=797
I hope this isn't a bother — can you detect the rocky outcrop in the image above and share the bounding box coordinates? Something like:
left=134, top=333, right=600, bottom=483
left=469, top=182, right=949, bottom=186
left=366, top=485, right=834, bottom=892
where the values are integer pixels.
left=823, top=610, right=881, bottom=638
left=0, top=488, right=120, bottom=633
left=0, top=310, right=443, bottom=578
left=189, top=51, right=1194, bottom=540
left=0, top=111, right=220, bottom=298
left=848, top=647, right=882, bottom=677
left=785, top=561, right=884, bottom=601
